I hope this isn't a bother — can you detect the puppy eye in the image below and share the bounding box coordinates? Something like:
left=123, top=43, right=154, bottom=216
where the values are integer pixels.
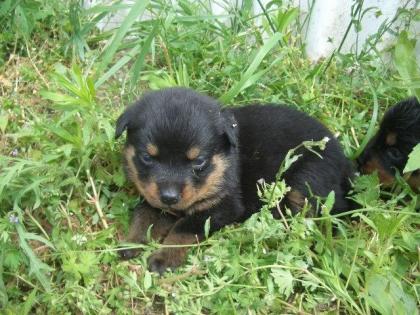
left=140, top=153, right=153, bottom=165
left=387, top=147, right=403, bottom=161
left=192, top=157, right=207, bottom=171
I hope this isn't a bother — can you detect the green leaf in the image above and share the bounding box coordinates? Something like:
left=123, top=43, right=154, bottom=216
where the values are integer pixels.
left=142, top=72, right=177, bottom=90
left=271, top=268, right=294, bottom=298
left=393, top=31, right=420, bottom=99
left=351, top=173, right=381, bottom=208
left=365, top=273, right=418, bottom=315
left=95, top=44, right=141, bottom=88
left=0, top=113, right=8, bottom=133
left=0, top=250, right=8, bottom=306
left=143, top=270, right=152, bottom=290
left=4, top=248, right=23, bottom=271
left=15, top=5, right=30, bottom=39
left=40, top=91, right=79, bottom=106
left=323, top=191, right=335, bottom=214
left=96, top=0, right=151, bottom=75
left=130, top=21, right=159, bottom=87
left=46, top=125, right=81, bottom=146
left=22, top=288, right=37, bottom=315
left=403, top=143, right=420, bottom=173
left=0, top=161, right=29, bottom=203
left=112, top=167, right=126, bottom=187
left=16, top=223, right=53, bottom=292
left=24, top=233, right=55, bottom=250
left=204, top=217, right=211, bottom=239
left=101, top=119, right=115, bottom=144
left=0, top=0, right=13, bottom=16
left=353, top=77, right=379, bottom=159
left=220, top=33, right=282, bottom=103
left=277, top=8, right=299, bottom=33
left=62, top=251, right=99, bottom=283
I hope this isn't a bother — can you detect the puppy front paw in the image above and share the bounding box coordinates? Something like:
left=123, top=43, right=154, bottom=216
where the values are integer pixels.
left=147, top=247, right=187, bottom=275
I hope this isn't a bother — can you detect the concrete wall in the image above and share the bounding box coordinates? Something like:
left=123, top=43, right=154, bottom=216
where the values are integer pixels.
left=84, top=0, right=420, bottom=61
left=302, top=0, right=419, bottom=61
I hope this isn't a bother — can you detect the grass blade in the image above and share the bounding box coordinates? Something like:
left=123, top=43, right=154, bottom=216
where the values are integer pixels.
left=96, top=20, right=159, bottom=89
left=96, top=0, right=151, bottom=75
left=22, top=288, right=37, bottom=315
left=352, top=72, right=379, bottom=160
left=16, top=223, right=53, bottom=292
left=393, top=31, right=420, bottom=99
left=220, top=32, right=282, bottom=103
left=0, top=251, right=7, bottom=306
left=95, top=45, right=141, bottom=88
left=130, top=21, right=159, bottom=87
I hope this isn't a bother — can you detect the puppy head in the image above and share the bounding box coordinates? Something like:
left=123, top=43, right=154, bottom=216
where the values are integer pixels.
left=357, top=97, right=420, bottom=190
left=115, top=87, right=238, bottom=212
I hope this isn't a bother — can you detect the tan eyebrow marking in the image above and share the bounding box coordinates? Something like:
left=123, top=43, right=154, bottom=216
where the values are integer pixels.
left=146, top=143, right=159, bottom=156
left=385, top=132, right=397, bottom=146
left=186, top=146, right=200, bottom=160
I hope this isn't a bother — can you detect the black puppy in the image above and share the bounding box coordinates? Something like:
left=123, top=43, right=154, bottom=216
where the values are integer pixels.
left=357, top=97, right=420, bottom=192
left=116, top=88, right=242, bottom=273
left=115, top=87, right=354, bottom=273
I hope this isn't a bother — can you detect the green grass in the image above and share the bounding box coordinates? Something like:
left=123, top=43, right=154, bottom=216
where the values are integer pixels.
left=0, top=1, right=419, bottom=314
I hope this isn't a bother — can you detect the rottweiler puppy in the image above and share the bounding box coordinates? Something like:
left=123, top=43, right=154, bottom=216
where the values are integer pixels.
left=357, top=97, right=420, bottom=192
left=115, top=87, right=355, bottom=274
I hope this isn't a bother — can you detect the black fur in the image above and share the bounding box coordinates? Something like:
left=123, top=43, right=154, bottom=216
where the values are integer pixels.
left=116, top=87, right=355, bottom=273
left=116, top=88, right=242, bottom=219
left=231, top=105, right=355, bottom=216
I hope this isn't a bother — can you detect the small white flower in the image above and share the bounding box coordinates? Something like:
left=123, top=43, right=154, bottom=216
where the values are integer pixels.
left=72, top=234, right=87, bottom=245
left=257, top=178, right=265, bottom=185
left=9, top=214, right=19, bottom=224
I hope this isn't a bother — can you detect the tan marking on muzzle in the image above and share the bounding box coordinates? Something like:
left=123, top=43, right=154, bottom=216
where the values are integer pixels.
left=361, top=156, right=395, bottom=186
left=125, top=147, right=228, bottom=214
left=177, top=154, right=228, bottom=213
left=124, top=145, right=160, bottom=205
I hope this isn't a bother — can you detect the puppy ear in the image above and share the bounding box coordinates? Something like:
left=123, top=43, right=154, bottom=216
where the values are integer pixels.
left=115, top=109, right=131, bottom=139
left=222, top=111, right=238, bottom=147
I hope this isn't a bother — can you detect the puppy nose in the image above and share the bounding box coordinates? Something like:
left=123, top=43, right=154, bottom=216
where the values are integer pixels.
left=160, top=188, right=180, bottom=205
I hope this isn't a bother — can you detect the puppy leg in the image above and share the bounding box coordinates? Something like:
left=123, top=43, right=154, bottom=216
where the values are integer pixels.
left=147, top=221, right=200, bottom=274
left=147, top=198, right=244, bottom=273
left=285, top=189, right=308, bottom=214
left=119, top=202, right=177, bottom=260
left=270, top=189, right=308, bottom=218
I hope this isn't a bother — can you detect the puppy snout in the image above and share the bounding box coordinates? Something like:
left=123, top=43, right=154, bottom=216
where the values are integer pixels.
left=159, top=187, right=180, bottom=205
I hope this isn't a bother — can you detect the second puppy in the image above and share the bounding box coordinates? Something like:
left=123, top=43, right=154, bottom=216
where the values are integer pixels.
left=357, top=97, right=420, bottom=191
left=115, top=88, right=355, bottom=274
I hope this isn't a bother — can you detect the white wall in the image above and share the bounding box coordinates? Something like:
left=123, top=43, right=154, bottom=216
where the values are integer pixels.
left=85, top=0, right=420, bottom=61
left=303, top=0, right=419, bottom=61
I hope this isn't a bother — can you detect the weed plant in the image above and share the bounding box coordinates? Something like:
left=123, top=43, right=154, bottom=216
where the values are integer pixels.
left=0, top=1, right=419, bottom=314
